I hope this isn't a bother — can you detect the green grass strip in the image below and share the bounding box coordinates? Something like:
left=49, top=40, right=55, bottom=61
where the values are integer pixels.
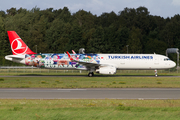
left=0, top=77, right=180, bottom=88
left=0, top=99, right=180, bottom=120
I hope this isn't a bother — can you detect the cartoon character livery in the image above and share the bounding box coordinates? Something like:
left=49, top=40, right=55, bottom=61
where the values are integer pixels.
left=5, top=31, right=176, bottom=77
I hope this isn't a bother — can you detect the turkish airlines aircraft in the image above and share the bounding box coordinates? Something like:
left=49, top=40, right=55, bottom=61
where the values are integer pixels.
left=5, top=31, right=176, bottom=77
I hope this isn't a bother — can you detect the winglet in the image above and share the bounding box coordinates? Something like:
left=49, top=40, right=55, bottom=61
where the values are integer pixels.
left=66, top=51, right=74, bottom=61
left=72, top=50, right=76, bottom=54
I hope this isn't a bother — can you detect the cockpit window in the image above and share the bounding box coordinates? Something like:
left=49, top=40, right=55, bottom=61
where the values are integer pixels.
left=164, top=58, right=170, bottom=61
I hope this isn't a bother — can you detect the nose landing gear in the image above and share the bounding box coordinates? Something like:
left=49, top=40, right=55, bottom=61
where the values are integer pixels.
left=155, top=69, right=158, bottom=77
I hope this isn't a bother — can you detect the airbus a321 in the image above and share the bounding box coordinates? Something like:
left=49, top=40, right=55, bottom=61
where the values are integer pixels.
left=5, top=31, right=176, bottom=77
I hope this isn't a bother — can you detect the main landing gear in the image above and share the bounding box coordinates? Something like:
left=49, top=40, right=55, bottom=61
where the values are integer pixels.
left=88, top=72, right=94, bottom=77
left=155, top=69, right=158, bottom=77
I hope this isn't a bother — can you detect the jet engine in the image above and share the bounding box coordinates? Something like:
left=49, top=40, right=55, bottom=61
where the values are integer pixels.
left=79, top=48, right=85, bottom=54
left=96, top=66, right=116, bottom=74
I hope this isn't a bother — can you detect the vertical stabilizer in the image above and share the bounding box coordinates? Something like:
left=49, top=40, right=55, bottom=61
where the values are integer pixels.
left=7, top=31, right=36, bottom=55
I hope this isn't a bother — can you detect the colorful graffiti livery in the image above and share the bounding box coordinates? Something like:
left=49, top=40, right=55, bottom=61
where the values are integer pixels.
left=25, top=53, right=100, bottom=69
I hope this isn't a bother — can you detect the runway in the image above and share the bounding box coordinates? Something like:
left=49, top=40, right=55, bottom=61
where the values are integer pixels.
left=0, top=88, right=180, bottom=99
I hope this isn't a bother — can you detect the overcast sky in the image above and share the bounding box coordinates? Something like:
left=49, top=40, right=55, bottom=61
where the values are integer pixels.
left=1, top=0, right=180, bottom=18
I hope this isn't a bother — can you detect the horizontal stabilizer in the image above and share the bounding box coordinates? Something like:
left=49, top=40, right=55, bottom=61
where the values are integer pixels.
left=5, top=55, right=25, bottom=64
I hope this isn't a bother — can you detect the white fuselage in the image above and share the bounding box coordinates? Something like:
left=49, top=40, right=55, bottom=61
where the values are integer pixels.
left=5, top=53, right=176, bottom=71
left=98, top=54, right=176, bottom=70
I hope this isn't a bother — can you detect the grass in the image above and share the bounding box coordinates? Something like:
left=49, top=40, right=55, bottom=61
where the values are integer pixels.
left=0, top=76, right=180, bottom=88
left=0, top=69, right=180, bottom=76
left=0, top=99, right=180, bottom=120
left=0, top=69, right=180, bottom=88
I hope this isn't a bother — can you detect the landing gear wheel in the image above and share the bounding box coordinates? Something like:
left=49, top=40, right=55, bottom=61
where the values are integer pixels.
left=88, top=72, right=94, bottom=77
left=155, top=69, right=158, bottom=77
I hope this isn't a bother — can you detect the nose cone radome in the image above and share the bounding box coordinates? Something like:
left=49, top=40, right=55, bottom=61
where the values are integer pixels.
left=171, top=61, right=176, bottom=68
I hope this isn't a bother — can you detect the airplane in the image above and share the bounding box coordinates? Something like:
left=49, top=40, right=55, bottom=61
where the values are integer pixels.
left=5, top=31, right=176, bottom=77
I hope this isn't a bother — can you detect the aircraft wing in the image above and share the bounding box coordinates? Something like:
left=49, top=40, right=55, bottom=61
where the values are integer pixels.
left=66, top=51, right=107, bottom=69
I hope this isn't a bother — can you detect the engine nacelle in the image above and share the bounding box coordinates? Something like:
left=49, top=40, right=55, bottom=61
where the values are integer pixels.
left=96, top=66, right=116, bottom=74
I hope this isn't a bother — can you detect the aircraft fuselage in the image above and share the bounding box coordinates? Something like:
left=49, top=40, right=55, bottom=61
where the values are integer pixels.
left=6, top=53, right=176, bottom=70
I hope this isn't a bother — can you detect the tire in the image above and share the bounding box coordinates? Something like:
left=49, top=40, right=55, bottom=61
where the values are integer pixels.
left=88, top=72, right=94, bottom=77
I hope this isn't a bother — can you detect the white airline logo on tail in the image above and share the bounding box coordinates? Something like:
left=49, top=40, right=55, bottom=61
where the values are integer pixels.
left=11, top=38, right=28, bottom=55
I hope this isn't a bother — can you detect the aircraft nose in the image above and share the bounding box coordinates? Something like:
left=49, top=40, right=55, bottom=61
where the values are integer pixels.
left=171, top=61, right=176, bottom=67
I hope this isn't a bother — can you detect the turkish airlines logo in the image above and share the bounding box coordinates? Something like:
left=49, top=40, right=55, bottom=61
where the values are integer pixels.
left=11, top=38, right=28, bottom=55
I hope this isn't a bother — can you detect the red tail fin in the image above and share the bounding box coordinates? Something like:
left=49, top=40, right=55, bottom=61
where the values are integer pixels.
left=7, top=31, right=36, bottom=55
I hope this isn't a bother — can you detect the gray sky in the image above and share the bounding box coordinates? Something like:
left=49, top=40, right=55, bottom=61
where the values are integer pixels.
left=0, top=0, right=180, bottom=18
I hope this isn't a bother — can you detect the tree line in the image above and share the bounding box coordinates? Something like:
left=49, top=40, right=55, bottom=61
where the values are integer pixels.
left=0, top=6, right=179, bottom=65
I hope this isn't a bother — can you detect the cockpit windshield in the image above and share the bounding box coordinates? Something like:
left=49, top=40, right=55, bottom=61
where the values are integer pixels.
left=164, top=58, right=171, bottom=61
